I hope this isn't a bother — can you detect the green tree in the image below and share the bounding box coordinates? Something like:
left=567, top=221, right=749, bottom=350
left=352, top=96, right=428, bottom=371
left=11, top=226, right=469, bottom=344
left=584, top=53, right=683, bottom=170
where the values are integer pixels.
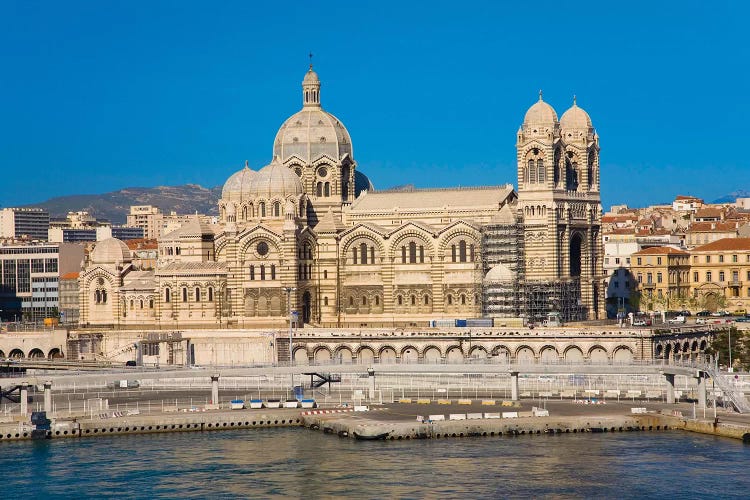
left=706, top=327, right=750, bottom=370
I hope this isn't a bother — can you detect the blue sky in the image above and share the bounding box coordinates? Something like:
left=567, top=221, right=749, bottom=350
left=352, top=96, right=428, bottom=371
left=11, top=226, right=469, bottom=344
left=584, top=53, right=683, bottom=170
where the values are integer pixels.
left=1, top=0, right=748, bottom=210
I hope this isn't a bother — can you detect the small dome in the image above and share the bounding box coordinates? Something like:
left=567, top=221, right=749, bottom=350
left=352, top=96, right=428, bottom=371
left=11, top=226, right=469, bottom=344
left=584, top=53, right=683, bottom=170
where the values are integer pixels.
left=90, top=238, right=131, bottom=266
left=523, top=92, right=558, bottom=126
left=303, top=66, right=319, bottom=83
left=484, top=263, right=516, bottom=282
left=222, top=161, right=258, bottom=201
left=354, top=170, right=374, bottom=197
left=560, top=100, right=592, bottom=129
left=250, top=162, right=304, bottom=199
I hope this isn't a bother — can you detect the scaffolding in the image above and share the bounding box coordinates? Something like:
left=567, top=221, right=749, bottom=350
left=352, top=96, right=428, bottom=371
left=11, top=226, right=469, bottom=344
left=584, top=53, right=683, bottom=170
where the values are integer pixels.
left=481, top=221, right=584, bottom=323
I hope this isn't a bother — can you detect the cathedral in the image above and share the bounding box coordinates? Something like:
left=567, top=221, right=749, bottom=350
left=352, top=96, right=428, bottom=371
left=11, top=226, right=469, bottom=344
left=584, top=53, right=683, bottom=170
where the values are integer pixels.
left=79, top=66, right=603, bottom=329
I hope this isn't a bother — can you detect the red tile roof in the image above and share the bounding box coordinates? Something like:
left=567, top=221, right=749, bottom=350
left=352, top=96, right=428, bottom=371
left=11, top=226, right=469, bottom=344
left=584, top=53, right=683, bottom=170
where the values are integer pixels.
left=632, top=246, right=689, bottom=256
left=60, top=272, right=80, bottom=279
left=692, top=238, right=750, bottom=252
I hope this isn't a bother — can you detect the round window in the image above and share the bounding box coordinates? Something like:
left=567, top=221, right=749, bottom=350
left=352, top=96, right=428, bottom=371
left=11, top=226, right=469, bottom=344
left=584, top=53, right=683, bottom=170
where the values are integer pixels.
left=257, top=241, right=269, bottom=256
left=97, top=277, right=104, bottom=286
left=317, top=167, right=328, bottom=178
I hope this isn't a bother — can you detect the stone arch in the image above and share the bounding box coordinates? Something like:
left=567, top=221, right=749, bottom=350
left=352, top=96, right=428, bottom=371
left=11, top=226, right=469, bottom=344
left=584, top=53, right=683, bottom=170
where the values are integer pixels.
left=516, top=345, right=535, bottom=364
left=588, top=345, right=608, bottom=363
left=655, top=344, right=664, bottom=357
left=292, top=347, right=310, bottom=365
left=422, top=346, right=442, bottom=363
left=357, top=346, right=375, bottom=364
left=388, top=228, right=434, bottom=262
left=28, top=348, right=45, bottom=359
left=379, top=346, right=397, bottom=363
left=312, top=346, right=332, bottom=364
left=445, top=346, right=464, bottom=363
left=334, top=346, right=354, bottom=364
left=563, top=346, right=584, bottom=363
left=339, top=229, right=386, bottom=263
left=613, top=346, right=634, bottom=364
left=569, top=231, right=583, bottom=277
left=691, top=340, right=699, bottom=352
left=468, top=345, right=487, bottom=360
left=0, top=350, right=4, bottom=358
left=400, top=346, right=419, bottom=363
left=539, top=345, right=559, bottom=364
left=8, top=349, right=24, bottom=359
left=699, top=339, right=707, bottom=351
left=491, top=346, right=510, bottom=363
left=48, top=348, right=64, bottom=359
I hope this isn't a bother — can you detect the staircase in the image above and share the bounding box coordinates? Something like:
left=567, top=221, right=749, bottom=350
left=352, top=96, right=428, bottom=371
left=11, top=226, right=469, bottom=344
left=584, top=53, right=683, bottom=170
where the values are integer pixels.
left=277, top=338, right=291, bottom=363
left=706, top=365, right=750, bottom=413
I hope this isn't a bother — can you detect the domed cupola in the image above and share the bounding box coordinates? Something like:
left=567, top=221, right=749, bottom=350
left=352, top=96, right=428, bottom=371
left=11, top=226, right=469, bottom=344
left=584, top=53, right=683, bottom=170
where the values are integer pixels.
left=221, top=160, right=258, bottom=202
left=560, top=96, right=593, bottom=131
left=250, top=161, right=304, bottom=199
left=272, top=65, right=354, bottom=164
left=523, top=91, right=559, bottom=129
left=90, top=238, right=132, bottom=266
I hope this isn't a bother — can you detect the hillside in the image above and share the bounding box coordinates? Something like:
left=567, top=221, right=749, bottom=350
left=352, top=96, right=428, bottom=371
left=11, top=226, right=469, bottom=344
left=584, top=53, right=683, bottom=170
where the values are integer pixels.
left=22, top=184, right=221, bottom=224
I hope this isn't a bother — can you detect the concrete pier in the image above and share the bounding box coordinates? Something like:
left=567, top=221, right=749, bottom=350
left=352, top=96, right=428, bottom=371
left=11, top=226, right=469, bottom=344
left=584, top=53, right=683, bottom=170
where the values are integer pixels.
left=20, top=386, right=29, bottom=416
left=44, top=382, right=53, bottom=414
left=696, top=374, right=706, bottom=408
left=664, top=373, right=675, bottom=404
left=510, top=372, right=519, bottom=401
left=211, top=374, right=219, bottom=405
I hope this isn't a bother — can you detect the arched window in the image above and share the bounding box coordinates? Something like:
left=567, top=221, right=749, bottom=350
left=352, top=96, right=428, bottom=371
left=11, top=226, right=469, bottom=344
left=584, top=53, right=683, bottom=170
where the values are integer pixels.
left=397, top=295, right=403, bottom=306
left=362, top=296, right=367, bottom=306
left=260, top=265, right=266, bottom=281
left=424, top=295, right=429, bottom=305
left=352, top=246, right=358, bottom=265
left=102, top=290, right=107, bottom=303
left=324, top=296, right=329, bottom=306
left=165, top=288, right=171, bottom=303
left=182, top=288, right=188, bottom=302
left=360, top=243, right=368, bottom=264
left=242, top=206, right=248, bottom=220
left=149, top=299, right=154, bottom=309
left=316, top=182, right=323, bottom=197
left=259, top=202, right=266, bottom=217
left=271, top=265, right=276, bottom=280
left=324, top=182, right=330, bottom=197
left=349, top=296, right=354, bottom=306
left=411, top=295, right=416, bottom=306
left=409, top=242, right=416, bottom=264
left=208, top=287, right=213, bottom=302
left=470, top=244, right=475, bottom=262
left=375, top=295, right=380, bottom=306
left=527, top=159, right=534, bottom=183
left=139, top=299, right=144, bottom=309
left=451, top=244, right=456, bottom=262
left=447, top=294, right=453, bottom=305
left=401, top=246, right=406, bottom=264
left=94, top=290, right=101, bottom=304
left=460, top=294, right=466, bottom=305
left=195, top=287, right=201, bottom=302
left=537, top=159, right=545, bottom=184
left=250, top=265, right=255, bottom=280
left=273, top=202, right=280, bottom=217
left=130, top=299, right=134, bottom=309
left=323, top=270, right=328, bottom=279
left=459, top=240, right=467, bottom=262
left=370, top=246, right=375, bottom=264
left=419, top=245, right=424, bottom=263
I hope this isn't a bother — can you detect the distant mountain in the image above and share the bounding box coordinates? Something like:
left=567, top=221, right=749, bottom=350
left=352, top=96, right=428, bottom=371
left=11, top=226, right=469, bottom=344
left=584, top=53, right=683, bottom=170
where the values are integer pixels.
left=21, top=184, right=222, bottom=224
left=713, top=190, right=750, bottom=204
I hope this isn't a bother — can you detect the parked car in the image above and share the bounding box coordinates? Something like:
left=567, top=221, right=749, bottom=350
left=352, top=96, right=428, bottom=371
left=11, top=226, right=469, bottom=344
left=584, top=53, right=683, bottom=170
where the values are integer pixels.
left=679, top=310, right=692, bottom=316
left=696, top=310, right=711, bottom=317
left=733, top=309, right=747, bottom=316
left=696, top=317, right=708, bottom=324
left=668, top=315, right=686, bottom=324
left=633, top=319, right=650, bottom=327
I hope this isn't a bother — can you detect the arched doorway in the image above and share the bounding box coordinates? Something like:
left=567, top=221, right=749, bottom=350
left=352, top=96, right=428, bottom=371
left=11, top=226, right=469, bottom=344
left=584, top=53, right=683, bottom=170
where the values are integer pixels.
left=570, top=233, right=583, bottom=277
left=302, top=291, right=312, bottom=324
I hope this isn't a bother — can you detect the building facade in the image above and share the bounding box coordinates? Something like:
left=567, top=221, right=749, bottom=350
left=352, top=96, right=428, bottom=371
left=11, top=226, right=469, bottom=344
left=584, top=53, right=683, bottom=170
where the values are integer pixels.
left=0, top=208, right=50, bottom=241
left=689, top=238, right=750, bottom=313
left=79, top=67, right=604, bottom=329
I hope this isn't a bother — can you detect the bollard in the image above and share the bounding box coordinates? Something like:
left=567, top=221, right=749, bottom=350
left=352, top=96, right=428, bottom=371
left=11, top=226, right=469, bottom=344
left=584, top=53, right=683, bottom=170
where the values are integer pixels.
left=510, top=372, right=519, bottom=401
left=44, top=381, right=53, bottom=414
left=367, top=368, right=375, bottom=400
left=20, top=385, right=29, bottom=416
left=211, top=374, right=220, bottom=405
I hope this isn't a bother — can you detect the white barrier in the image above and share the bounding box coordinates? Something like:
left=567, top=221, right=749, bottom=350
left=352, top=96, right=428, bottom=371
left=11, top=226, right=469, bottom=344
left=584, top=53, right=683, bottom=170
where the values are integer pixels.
left=449, top=413, right=467, bottom=421
left=354, top=405, right=369, bottom=412
left=429, top=414, right=445, bottom=421
left=631, top=407, right=648, bottom=414
left=532, top=408, right=549, bottom=417
left=502, top=412, right=519, bottom=419
left=467, top=413, right=483, bottom=420
left=484, top=412, right=501, bottom=419
left=284, top=401, right=299, bottom=408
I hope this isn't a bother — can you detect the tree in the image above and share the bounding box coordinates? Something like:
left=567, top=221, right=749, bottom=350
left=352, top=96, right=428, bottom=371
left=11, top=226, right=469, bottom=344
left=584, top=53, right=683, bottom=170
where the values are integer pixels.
left=706, top=327, right=750, bottom=371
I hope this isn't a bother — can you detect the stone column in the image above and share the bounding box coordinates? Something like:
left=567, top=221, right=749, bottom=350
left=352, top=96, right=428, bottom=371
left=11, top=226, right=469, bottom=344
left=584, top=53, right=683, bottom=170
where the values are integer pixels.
left=510, top=372, right=519, bottom=401
left=20, top=385, right=29, bottom=416
left=211, top=374, right=220, bottom=405
left=697, top=373, right=707, bottom=408
left=44, top=381, right=53, bottom=413
left=664, top=373, right=675, bottom=404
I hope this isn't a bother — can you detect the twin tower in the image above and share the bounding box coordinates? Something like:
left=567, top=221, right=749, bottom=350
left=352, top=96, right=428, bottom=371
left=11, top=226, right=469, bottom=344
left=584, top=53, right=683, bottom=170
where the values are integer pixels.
left=516, top=93, right=603, bottom=320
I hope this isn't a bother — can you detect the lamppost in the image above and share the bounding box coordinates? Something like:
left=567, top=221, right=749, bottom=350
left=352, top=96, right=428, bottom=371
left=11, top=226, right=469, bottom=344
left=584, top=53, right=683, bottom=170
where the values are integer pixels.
left=728, top=327, right=733, bottom=372
left=283, top=287, right=296, bottom=364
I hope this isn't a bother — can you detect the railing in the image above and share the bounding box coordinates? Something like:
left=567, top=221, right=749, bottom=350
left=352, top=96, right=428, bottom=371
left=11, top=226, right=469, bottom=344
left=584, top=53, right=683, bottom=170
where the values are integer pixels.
left=705, top=363, right=750, bottom=414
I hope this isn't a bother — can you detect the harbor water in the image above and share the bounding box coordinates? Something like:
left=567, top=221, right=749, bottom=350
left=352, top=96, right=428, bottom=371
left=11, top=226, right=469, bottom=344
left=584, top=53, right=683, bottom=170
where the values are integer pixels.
left=3, top=428, right=749, bottom=498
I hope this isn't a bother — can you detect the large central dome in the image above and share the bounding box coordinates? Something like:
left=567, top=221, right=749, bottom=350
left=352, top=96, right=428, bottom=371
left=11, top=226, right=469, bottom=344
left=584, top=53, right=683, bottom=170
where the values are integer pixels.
left=272, top=66, right=353, bottom=164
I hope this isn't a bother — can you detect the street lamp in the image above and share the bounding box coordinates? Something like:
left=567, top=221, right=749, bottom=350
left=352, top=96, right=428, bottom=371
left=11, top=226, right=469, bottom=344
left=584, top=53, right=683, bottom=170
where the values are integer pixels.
left=283, top=287, right=296, bottom=364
